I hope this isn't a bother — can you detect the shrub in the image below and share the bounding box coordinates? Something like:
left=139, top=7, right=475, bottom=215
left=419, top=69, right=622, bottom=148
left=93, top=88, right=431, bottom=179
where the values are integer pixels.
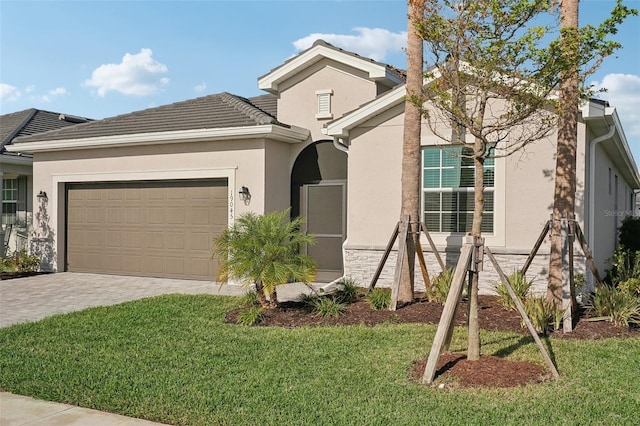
left=606, top=246, right=640, bottom=285
left=425, top=268, right=454, bottom=305
left=298, top=292, right=320, bottom=307
left=240, top=290, right=260, bottom=307
left=313, top=297, right=346, bottom=318
left=619, top=216, right=640, bottom=252
left=0, top=249, right=40, bottom=273
left=334, top=278, right=360, bottom=304
left=588, top=285, right=640, bottom=328
left=522, top=296, right=554, bottom=335
left=618, top=278, right=640, bottom=298
left=495, top=271, right=533, bottom=311
left=236, top=307, right=265, bottom=326
left=366, top=288, right=391, bottom=310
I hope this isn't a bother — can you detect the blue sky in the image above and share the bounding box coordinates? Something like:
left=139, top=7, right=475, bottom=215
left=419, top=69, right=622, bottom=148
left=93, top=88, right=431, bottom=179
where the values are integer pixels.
left=1, top=0, right=639, bottom=165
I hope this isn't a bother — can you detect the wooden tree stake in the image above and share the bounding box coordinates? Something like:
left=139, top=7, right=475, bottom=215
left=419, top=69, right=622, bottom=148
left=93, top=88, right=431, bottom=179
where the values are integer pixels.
left=422, top=244, right=473, bottom=384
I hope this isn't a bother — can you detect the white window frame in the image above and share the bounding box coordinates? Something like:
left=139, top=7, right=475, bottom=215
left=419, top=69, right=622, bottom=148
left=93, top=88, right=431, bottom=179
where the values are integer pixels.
left=422, top=146, right=495, bottom=234
left=316, top=89, right=333, bottom=119
left=2, top=178, right=18, bottom=225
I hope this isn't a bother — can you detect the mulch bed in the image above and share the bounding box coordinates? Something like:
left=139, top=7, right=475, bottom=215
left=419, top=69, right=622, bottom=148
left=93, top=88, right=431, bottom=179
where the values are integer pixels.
left=0, top=271, right=51, bottom=280
left=226, top=294, right=639, bottom=388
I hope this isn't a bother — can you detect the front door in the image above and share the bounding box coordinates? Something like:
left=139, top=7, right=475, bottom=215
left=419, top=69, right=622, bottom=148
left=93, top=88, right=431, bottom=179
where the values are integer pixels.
left=301, top=181, right=346, bottom=282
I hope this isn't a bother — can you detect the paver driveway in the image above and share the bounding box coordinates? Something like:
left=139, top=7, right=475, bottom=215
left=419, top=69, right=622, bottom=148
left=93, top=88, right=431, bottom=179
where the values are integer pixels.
left=0, top=272, right=247, bottom=328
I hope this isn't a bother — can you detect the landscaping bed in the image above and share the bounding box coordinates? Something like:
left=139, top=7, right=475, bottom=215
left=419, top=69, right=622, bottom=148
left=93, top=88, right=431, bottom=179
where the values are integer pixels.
left=227, top=293, right=639, bottom=388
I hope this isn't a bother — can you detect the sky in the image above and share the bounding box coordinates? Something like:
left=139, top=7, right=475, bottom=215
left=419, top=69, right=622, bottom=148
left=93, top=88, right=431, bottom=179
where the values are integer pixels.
left=1, top=0, right=639, bottom=167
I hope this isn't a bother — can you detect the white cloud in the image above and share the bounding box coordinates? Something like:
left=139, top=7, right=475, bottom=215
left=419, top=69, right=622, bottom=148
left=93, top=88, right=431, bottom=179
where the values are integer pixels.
left=49, top=87, right=68, bottom=96
left=0, top=83, right=20, bottom=101
left=293, top=27, right=407, bottom=62
left=590, top=73, right=640, bottom=137
left=194, top=81, right=207, bottom=93
left=84, top=48, right=169, bottom=97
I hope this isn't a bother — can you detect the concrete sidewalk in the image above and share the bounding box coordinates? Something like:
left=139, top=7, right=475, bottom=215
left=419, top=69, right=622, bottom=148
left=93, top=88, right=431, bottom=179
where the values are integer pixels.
left=0, top=272, right=329, bottom=425
left=0, top=392, right=169, bottom=425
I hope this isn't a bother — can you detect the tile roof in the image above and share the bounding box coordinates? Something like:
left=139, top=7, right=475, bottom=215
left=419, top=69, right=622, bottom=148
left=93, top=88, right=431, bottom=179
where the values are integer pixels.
left=13, top=92, right=281, bottom=144
left=1, top=109, right=92, bottom=152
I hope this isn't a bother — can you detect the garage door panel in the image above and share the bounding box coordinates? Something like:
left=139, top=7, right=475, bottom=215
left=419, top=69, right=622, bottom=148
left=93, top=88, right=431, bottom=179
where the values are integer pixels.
left=67, top=179, right=227, bottom=280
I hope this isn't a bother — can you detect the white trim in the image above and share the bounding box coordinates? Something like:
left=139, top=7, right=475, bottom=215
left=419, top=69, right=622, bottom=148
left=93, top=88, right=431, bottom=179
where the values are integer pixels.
left=316, top=89, right=333, bottom=119
left=7, top=125, right=310, bottom=153
left=258, top=43, right=403, bottom=93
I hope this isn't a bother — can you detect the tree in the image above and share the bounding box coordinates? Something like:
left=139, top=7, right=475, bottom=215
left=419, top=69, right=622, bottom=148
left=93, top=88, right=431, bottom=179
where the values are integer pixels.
left=415, top=0, right=562, bottom=361
left=396, top=0, right=426, bottom=307
left=547, top=0, right=637, bottom=311
left=214, top=209, right=316, bottom=308
left=414, top=0, right=636, bottom=360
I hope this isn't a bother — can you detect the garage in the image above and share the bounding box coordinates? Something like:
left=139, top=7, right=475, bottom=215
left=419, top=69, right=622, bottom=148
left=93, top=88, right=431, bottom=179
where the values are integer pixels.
left=66, top=179, right=228, bottom=280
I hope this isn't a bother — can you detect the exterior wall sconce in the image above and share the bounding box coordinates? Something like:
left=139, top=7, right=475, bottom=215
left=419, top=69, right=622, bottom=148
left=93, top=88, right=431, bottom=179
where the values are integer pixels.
left=37, top=191, right=48, bottom=200
left=239, top=186, right=251, bottom=204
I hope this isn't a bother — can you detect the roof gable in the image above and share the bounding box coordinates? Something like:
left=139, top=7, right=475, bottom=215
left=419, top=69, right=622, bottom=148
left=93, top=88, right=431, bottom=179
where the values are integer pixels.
left=258, top=40, right=405, bottom=94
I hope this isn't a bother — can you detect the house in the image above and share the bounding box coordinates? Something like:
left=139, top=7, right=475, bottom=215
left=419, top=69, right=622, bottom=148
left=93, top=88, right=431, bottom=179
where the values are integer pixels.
left=0, top=109, right=91, bottom=257
left=7, top=40, right=640, bottom=293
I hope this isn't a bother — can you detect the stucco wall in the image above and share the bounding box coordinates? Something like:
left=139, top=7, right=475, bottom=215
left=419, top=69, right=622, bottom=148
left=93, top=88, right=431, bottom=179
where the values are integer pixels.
left=278, top=58, right=379, bottom=146
left=29, top=138, right=287, bottom=271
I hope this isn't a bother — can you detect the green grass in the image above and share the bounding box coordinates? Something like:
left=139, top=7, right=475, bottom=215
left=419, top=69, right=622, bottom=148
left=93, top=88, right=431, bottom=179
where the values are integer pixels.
left=1, top=295, right=638, bottom=425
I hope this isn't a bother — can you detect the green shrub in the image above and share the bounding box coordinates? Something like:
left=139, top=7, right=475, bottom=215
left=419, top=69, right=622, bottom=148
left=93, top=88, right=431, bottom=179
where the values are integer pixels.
left=0, top=249, right=40, bottom=273
left=522, top=296, right=554, bottom=335
left=236, top=307, right=265, bottom=326
left=618, top=278, right=640, bottom=297
left=619, top=216, right=640, bottom=252
left=240, top=290, right=260, bottom=307
left=366, top=288, right=391, bottom=310
left=495, top=271, right=533, bottom=311
left=335, top=278, right=360, bottom=304
left=606, top=246, right=640, bottom=285
left=588, top=285, right=640, bottom=328
left=313, top=297, right=346, bottom=318
left=298, top=292, right=320, bottom=307
left=425, top=268, right=454, bottom=305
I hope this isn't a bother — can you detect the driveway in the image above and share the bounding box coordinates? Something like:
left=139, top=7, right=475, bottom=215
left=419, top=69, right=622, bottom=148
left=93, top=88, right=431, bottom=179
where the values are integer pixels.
left=0, top=272, right=325, bottom=328
left=0, top=272, right=248, bottom=328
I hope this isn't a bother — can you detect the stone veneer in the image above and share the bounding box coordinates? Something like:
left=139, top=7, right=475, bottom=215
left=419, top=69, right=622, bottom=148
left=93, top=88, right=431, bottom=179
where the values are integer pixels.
left=344, top=246, right=587, bottom=296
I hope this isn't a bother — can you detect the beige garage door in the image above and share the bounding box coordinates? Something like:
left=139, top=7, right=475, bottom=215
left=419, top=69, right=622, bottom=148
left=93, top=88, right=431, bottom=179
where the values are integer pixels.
left=66, top=180, right=227, bottom=280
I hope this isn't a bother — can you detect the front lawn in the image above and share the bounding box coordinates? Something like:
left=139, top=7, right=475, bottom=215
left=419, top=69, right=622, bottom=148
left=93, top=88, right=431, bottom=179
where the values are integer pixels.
left=1, top=295, right=638, bottom=425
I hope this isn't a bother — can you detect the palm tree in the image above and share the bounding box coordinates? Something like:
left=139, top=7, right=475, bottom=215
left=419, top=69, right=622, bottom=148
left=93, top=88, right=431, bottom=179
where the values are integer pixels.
left=396, top=0, right=425, bottom=307
left=547, top=0, right=579, bottom=315
left=214, top=209, right=316, bottom=308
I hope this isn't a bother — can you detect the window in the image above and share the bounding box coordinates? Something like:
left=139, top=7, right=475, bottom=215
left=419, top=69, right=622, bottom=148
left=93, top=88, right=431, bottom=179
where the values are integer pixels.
left=2, top=178, right=18, bottom=225
left=422, top=146, right=495, bottom=233
left=316, top=89, right=333, bottom=119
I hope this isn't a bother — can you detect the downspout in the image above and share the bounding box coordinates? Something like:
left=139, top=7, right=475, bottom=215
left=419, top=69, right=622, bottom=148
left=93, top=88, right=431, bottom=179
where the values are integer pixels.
left=588, top=124, right=616, bottom=284
left=317, top=136, right=349, bottom=293
left=333, top=137, right=349, bottom=154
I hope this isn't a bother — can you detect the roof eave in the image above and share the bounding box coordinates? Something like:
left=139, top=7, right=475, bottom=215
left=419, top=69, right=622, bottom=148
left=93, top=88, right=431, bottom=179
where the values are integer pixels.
left=6, top=125, right=310, bottom=154
left=583, top=101, right=640, bottom=189
left=258, top=43, right=402, bottom=94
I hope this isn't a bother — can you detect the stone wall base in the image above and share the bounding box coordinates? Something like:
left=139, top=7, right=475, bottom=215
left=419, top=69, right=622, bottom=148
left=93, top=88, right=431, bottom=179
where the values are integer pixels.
left=344, top=246, right=587, bottom=297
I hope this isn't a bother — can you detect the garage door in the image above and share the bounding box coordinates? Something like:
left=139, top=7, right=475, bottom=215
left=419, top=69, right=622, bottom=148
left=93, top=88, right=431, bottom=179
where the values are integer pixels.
left=66, top=180, right=228, bottom=280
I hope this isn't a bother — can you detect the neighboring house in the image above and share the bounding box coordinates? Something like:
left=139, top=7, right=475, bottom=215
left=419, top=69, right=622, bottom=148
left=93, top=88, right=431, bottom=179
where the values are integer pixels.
left=0, top=109, right=91, bottom=257
left=7, top=40, right=640, bottom=293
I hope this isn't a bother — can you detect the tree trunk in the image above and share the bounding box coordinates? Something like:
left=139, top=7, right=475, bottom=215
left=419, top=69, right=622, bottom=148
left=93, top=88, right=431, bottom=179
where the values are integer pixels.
left=468, top=133, right=485, bottom=361
left=255, top=280, right=270, bottom=308
left=548, top=0, right=579, bottom=308
left=397, top=0, right=424, bottom=307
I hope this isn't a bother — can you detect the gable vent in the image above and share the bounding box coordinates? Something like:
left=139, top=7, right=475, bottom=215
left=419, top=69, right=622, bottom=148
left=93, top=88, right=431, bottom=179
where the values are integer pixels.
left=316, top=89, right=333, bottom=119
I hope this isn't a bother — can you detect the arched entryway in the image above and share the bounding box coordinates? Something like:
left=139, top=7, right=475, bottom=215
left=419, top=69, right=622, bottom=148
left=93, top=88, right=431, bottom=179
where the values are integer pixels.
left=291, top=141, right=347, bottom=282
